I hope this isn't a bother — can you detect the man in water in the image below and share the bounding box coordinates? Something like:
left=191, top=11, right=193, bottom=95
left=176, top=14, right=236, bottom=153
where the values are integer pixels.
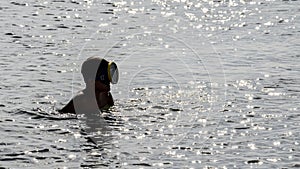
left=59, top=57, right=118, bottom=114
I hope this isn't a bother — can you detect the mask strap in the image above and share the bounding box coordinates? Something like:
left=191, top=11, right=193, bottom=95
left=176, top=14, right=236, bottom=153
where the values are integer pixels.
left=107, top=62, right=113, bottom=83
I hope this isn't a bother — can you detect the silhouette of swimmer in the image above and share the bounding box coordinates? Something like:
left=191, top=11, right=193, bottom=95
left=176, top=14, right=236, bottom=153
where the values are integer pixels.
left=59, top=57, right=119, bottom=114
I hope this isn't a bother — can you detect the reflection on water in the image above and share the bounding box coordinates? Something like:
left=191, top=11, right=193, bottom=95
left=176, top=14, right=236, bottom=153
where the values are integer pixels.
left=1, top=0, right=299, bottom=168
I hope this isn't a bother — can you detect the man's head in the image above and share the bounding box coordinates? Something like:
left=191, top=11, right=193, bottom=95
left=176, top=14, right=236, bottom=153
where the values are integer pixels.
left=81, top=56, right=119, bottom=86
left=81, top=57, right=110, bottom=86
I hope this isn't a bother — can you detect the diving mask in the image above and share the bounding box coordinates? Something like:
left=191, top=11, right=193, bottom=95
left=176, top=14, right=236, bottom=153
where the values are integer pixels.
left=107, top=61, right=119, bottom=84
left=96, top=61, right=119, bottom=84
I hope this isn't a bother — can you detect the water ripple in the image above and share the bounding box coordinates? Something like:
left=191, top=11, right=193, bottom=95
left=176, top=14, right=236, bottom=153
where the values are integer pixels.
left=0, top=0, right=299, bottom=168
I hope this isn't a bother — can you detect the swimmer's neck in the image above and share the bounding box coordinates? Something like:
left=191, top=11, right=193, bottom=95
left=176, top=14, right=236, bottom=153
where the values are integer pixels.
left=84, top=82, right=110, bottom=94
left=83, top=87, right=99, bottom=95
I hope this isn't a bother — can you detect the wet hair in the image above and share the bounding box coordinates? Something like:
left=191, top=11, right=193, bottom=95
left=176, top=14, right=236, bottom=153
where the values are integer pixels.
left=81, top=57, right=110, bottom=85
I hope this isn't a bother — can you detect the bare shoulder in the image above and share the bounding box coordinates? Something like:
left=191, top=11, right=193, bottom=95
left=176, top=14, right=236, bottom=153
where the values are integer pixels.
left=59, top=91, right=85, bottom=114
left=59, top=98, right=75, bottom=114
left=73, top=91, right=85, bottom=100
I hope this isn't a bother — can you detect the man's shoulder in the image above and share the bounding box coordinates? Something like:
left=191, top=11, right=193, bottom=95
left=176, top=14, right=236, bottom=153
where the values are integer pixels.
left=73, top=90, right=85, bottom=99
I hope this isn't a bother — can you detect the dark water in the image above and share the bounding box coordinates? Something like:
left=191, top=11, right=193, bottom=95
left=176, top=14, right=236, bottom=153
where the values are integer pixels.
left=1, top=0, right=299, bottom=168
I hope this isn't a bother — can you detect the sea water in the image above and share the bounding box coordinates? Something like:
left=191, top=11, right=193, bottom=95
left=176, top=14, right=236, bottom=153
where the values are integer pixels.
left=0, top=0, right=299, bottom=168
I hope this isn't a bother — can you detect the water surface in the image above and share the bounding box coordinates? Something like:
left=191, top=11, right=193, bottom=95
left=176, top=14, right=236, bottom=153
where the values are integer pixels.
left=0, top=0, right=299, bottom=168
